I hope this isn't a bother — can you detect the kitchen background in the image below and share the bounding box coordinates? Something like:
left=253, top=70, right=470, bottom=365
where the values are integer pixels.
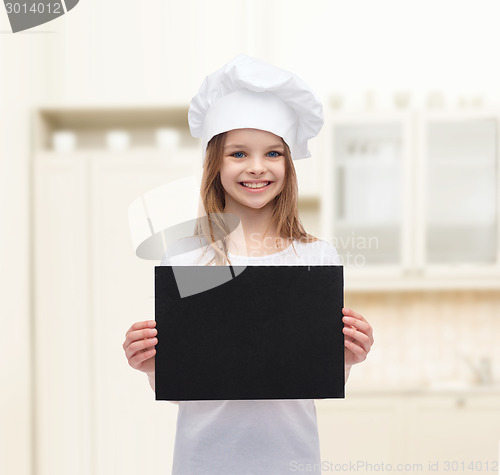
left=1, top=1, right=499, bottom=474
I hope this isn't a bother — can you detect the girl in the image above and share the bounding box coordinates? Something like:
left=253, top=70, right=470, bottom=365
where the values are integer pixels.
left=123, top=54, right=374, bottom=474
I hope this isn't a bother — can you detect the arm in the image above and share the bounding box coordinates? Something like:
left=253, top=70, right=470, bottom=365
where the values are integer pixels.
left=147, top=372, right=155, bottom=391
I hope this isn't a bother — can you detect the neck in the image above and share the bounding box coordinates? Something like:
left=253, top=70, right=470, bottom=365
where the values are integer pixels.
left=223, top=199, right=287, bottom=256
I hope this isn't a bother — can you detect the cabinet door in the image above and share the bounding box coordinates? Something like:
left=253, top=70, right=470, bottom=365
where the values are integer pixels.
left=322, top=112, right=413, bottom=273
left=34, top=149, right=198, bottom=475
left=89, top=152, right=195, bottom=475
left=417, top=113, right=499, bottom=269
left=409, top=395, right=500, bottom=473
left=316, top=397, right=407, bottom=468
left=34, top=152, right=92, bottom=475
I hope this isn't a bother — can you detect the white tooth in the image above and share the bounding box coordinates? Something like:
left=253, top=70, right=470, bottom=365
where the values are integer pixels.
left=241, top=182, right=269, bottom=189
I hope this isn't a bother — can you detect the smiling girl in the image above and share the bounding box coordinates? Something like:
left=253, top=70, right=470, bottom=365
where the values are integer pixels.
left=123, top=54, right=374, bottom=474
left=198, top=126, right=316, bottom=261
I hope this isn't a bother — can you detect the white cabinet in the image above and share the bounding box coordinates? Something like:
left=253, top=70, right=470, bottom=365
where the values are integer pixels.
left=317, top=396, right=407, bottom=466
left=33, top=105, right=200, bottom=475
left=33, top=152, right=92, bottom=475
left=316, top=393, right=500, bottom=474
left=423, top=120, right=496, bottom=264
left=322, top=113, right=413, bottom=270
left=409, top=395, right=500, bottom=469
left=415, top=111, right=500, bottom=276
left=320, top=109, right=500, bottom=290
left=88, top=152, right=192, bottom=475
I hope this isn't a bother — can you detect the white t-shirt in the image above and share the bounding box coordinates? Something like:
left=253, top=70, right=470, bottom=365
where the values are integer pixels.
left=160, top=237, right=341, bottom=475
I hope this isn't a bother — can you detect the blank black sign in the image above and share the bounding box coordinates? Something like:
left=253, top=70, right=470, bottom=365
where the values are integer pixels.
left=155, top=265, right=344, bottom=400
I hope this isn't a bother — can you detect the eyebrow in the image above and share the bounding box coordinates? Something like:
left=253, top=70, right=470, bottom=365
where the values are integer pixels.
left=224, top=143, right=285, bottom=149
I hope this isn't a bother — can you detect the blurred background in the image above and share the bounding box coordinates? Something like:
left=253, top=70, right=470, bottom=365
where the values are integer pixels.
left=1, top=0, right=500, bottom=474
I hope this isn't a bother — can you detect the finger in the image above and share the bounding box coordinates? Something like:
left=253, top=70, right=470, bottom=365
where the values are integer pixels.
left=344, top=339, right=367, bottom=361
left=344, top=327, right=371, bottom=354
left=344, top=333, right=355, bottom=343
left=128, top=348, right=156, bottom=370
left=128, top=347, right=156, bottom=370
left=125, top=330, right=156, bottom=358
left=126, top=337, right=158, bottom=360
left=123, top=320, right=156, bottom=350
left=342, top=316, right=374, bottom=342
left=343, top=326, right=371, bottom=354
left=342, top=307, right=367, bottom=322
left=123, top=325, right=158, bottom=351
left=124, top=320, right=156, bottom=341
left=127, top=320, right=156, bottom=334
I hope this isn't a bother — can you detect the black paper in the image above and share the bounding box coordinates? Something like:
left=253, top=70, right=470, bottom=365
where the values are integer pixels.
left=155, top=265, right=344, bottom=401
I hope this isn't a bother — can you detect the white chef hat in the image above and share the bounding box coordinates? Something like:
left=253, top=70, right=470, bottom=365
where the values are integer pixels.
left=188, top=54, right=324, bottom=167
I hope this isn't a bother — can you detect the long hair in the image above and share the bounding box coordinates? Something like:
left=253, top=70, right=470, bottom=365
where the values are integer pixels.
left=193, top=131, right=318, bottom=266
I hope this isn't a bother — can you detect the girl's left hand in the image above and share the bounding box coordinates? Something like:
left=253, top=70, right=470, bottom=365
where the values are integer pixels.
left=342, top=307, right=374, bottom=368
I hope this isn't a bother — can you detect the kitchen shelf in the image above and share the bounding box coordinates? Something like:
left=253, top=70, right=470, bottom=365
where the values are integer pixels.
left=32, top=104, right=195, bottom=152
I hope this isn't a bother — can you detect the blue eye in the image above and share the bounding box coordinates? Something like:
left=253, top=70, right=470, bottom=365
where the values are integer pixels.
left=230, top=151, right=281, bottom=158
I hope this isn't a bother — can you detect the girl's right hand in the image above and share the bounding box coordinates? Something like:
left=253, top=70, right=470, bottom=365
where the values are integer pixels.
left=123, top=320, right=158, bottom=375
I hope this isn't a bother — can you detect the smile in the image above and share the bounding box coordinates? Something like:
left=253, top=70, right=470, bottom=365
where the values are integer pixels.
left=239, top=181, right=272, bottom=192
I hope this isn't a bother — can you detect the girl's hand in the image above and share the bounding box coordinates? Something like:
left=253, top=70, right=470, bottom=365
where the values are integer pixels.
left=123, top=320, right=158, bottom=375
left=342, top=307, right=374, bottom=369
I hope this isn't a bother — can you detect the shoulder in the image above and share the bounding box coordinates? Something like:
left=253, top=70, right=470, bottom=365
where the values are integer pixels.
left=160, top=235, right=214, bottom=266
left=294, top=238, right=342, bottom=265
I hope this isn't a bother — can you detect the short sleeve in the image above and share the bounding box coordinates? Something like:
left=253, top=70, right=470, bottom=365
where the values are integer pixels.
left=159, top=252, right=172, bottom=266
left=317, top=240, right=342, bottom=266
left=327, top=244, right=342, bottom=265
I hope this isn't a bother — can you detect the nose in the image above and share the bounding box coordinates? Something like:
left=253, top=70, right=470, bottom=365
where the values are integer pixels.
left=246, top=155, right=268, bottom=175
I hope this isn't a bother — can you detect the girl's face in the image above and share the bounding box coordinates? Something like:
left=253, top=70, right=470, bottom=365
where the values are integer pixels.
left=219, top=128, right=286, bottom=211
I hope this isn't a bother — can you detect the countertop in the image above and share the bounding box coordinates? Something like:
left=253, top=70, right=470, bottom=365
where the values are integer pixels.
left=342, top=382, right=500, bottom=396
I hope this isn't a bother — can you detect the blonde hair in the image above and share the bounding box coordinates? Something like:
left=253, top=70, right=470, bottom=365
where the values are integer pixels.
left=192, top=130, right=318, bottom=266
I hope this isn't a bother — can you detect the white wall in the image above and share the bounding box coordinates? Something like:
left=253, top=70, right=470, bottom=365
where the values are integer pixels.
left=0, top=16, right=60, bottom=475
left=3, top=1, right=500, bottom=474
